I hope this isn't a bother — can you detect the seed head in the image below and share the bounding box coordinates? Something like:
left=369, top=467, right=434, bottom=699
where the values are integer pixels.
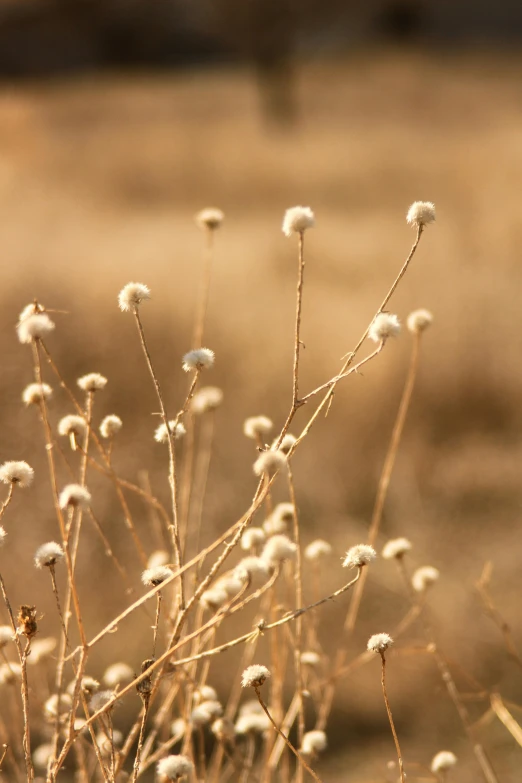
left=382, top=538, right=412, bottom=560
left=0, top=527, right=6, bottom=547
left=147, top=550, right=169, bottom=569
left=90, top=690, right=116, bottom=713
left=263, top=502, right=294, bottom=535
left=27, top=637, right=57, bottom=664
left=282, top=206, right=315, bottom=237
left=17, top=313, right=55, bottom=344
left=240, top=527, right=266, bottom=551
left=58, top=415, right=87, bottom=439
left=191, top=386, right=223, bottom=415
left=33, top=743, right=53, bottom=769
left=243, top=415, right=273, bottom=439
left=59, top=484, right=91, bottom=510
left=0, top=626, right=13, bottom=647
left=157, top=754, right=194, bottom=780
left=262, top=534, right=297, bottom=566
left=195, top=207, right=224, bottom=231
left=301, top=651, right=321, bottom=666
left=141, top=565, right=174, bottom=587
left=412, top=565, right=440, bottom=592
left=305, top=539, right=332, bottom=561
left=154, top=421, right=186, bottom=443
left=407, top=201, right=436, bottom=227
left=0, top=460, right=34, bottom=488
left=77, top=373, right=107, bottom=392
left=301, top=730, right=327, bottom=755
left=234, top=556, right=270, bottom=583
left=212, top=717, right=236, bottom=742
left=194, top=684, right=218, bottom=704
left=44, top=693, right=72, bottom=719
left=99, top=414, right=123, bottom=438
left=235, top=712, right=270, bottom=734
left=407, top=308, right=433, bottom=334
left=200, top=587, right=229, bottom=611
left=18, top=302, right=44, bottom=322
left=118, top=282, right=151, bottom=312
left=367, top=633, right=393, bottom=653
left=241, top=664, right=270, bottom=688
left=103, top=662, right=134, bottom=689
left=343, top=544, right=377, bottom=569
left=253, top=449, right=287, bottom=477
left=22, top=383, right=52, bottom=406
left=368, top=313, right=401, bottom=343
left=182, top=348, right=214, bottom=372
left=34, top=542, right=64, bottom=569
left=431, top=751, right=457, bottom=772
left=274, top=433, right=296, bottom=455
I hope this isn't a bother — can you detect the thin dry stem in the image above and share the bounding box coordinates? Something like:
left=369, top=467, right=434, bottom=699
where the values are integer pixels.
left=379, top=653, right=405, bottom=783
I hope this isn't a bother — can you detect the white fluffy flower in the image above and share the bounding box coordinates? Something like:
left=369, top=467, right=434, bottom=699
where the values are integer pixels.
left=282, top=206, right=315, bottom=237
left=406, top=201, right=436, bottom=227
left=412, top=565, right=440, bottom=593
left=263, top=502, right=294, bottom=535
left=305, top=540, right=332, bottom=561
left=103, top=662, right=134, bottom=689
left=241, top=527, right=266, bottom=551
left=241, top=664, right=271, bottom=688
left=274, top=434, right=297, bottom=455
left=407, top=308, right=433, bottom=334
left=34, top=542, right=64, bottom=568
left=90, top=690, right=116, bottom=713
left=0, top=460, right=34, bottom=488
left=22, top=383, right=52, bottom=406
left=44, top=693, right=72, bottom=718
left=195, top=207, right=224, bottom=231
left=0, top=626, right=13, bottom=647
left=301, top=651, right=321, bottom=666
left=367, top=633, right=393, bottom=653
left=147, top=550, right=169, bottom=569
left=243, top=415, right=273, bottom=439
left=33, top=743, right=53, bottom=769
left=253, top=450, right=287, bottom=477
left=431, top=751, right=457, bottom=772
left=0, top=527, right=6, bottom=547
left=301, top=730, right=327, bottom=755
left=200, top=587, right=229, bottom=611
left=99, top=415, right=122, bottom=438
left=262, top=534, right=297, bottom=566
left=17, top=313, right=55, bottom=344
left=59, top=484, right=91, bottom=510
left=182, top=348, right=214, bottom=372
left=343, top=544, right=376, bottom=569
left=194, top=685, right=218, bottom=704
left=77, top=373, right=107, bottom=392
left=212, top=717, right=236, bottom=742
left=141, top=566, right=174, bottom=587
left=154, top=421, right=186, bottom=443
left=191, top=386, right=223, bottom=415
left=234, top=556, right=270, bottom=582
left=118, top=282, right=151, bottom=312
left=58, top=415, right=87, bottom=439
left=368, top=313, right=401, bottom=343
left=28, top=637, right=57, bottom=664
left=382, top=538, right=412, bottom=560
left=235, top=712, right=270, bottom=734
left=157, top=754, right=194, bottom=780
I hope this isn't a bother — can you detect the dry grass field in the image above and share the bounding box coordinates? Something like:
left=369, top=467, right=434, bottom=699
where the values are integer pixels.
left=0, top=50, right=522, bottom=781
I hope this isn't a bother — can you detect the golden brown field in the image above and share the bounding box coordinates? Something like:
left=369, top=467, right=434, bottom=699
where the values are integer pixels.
left=0, top=50, right=522, bottom=781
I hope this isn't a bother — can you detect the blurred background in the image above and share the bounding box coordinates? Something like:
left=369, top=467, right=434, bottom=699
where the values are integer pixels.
left=1, top=1, right=522, bottom=781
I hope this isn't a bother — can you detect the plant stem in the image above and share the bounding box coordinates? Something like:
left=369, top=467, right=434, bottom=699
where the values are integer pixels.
left=379, top=652, right=405, bottom=783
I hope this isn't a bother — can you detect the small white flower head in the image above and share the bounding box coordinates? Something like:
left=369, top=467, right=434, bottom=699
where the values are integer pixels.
left=262, top=534, right=297, bottom=566
left=0, top=626, right=13, bottom=647
left=90, top=690, right=116, bottom=713
left=19, top=302, right=44, bottom=322
left=200, top=587, right=229, bottom=612
left=301, top=730, right=327, bottom=755
left=34, top=542, right=64, bottom=569
left=27, top=637, right=57, bottom=664
left=171, top=718, right=186, bottom=737
left=141, top=565, right=174, bottom=587
left=118, top=282, right=151, bottom=312
left=217, top=572, right=246, bottom=598
left=99, top=414, right=123, bottom=438
left=147, top=550, right=170, bottom=569
left=282, top=206, right=315, bottom=237
left=59, top=484, right=91, bottom=510
left=97, top=729, right=123, bottom=756
left=44, top=693, right=72, bottom=719
left=157, top=754, right=194, bottom=780
left=17, top=313, right=55, bottom=344
left=431, top=751, right=457, bottom=773
left=253, top=449, right=287, bottom=477
left=0, top=527, right=6, bottom=547
left=234, top=556, right=270, bottom=583
left=412, top=565, right=440, bottom=593
left=301, top=651, right=321, bottom=666
left=22, top=382, right=52, bottom=406
left=0, top=460, right=34, bottom=488
left=406, top=201, right=436, bottom=228
left=77, top=373, right=107, bottom=392
left=235, top=712, right=270, bottom=734
left=194, top=684, right=218, bottom=704
left=191, top=386, right=223, bottom=415
left=263, top=502, right=294, bottom=536
left=367, top=633, right=393, bottom=654
left=212, top=717, right=236, bottom=742
left=239, top=699, right=264, bottom=717
left=33, top=743, right=53, bottom=769
left=195, top=207, right=224, bottom=231
left=241, top=527, right=266, bottom=551
left=192, top=700, right=223, bottom=726
left=103, top=662, right=134, bottom=689
left=368, top=313, right=401, bottom=343
left=154, top=421, right=186, bottom=443
left=274, top=433, right=296, bottom=455
left=407, top=308, right=433, bottom=334
left=73, top=676, right=100, bottom=698
left=305, top=539, right=332, bottom=561
left=243, top=415, right=273, bottom=440
left=343, top=544, right=377, bottom=569
left=241, top=664, right=271, bottom=688
left=382, top=538, right=412, bottom=560
left=190, top=705, right=214, bottom=727
left=182, top=348, right=215, bottom=372
left=58, top=415, right=87, bottom=440
left=0, top=661, right=21, bottom=685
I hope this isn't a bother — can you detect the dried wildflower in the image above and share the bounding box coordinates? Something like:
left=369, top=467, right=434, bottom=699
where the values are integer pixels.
left=200, top=587, right=229, bottom=611
left=234, top=556, right=270, bottom=582
left=137, top=658, right=155, bottom=699
left=17, top=313, right=55, bottom=344
left=154, top=421, right=186, bottom=443
left=0, top=662, right=22, bottom=685
left=58, top=415, right=87, bottom=449
left=212, top=717, right=236, bottom=742
left=171, top=718, right=186, bottom=737
left=33, top=743, right=53, bottom=769
left=194, top=684, right=218, bottom=704
left=262, top=534, right=297, bottom=566
left=241, top=664, right=270, bottom=689
left=198, top=700, right=223, bottom=719
left=118, top=282, right=151, bottom=312
left=301, top=651, right=321, bottom=666
left=407, top=201, right=436, bottom=227
left=90, top=690, right=116, bottom=713
left=282, top=206, right=315, bottom=237
left=0, top=460, right=34, bottom=488
left=77, top=373, right=107, bottom=392
left=382, top=538, right=412, bottom=560
left=239, top=699, right=264, bottom=717
left=141, top=565, right=174, bottom=587
left=301, top=730, right=327, bottom=755
left=157, top=754, right=194, bottom=780
left=217, top=572, right=246, bottom=598
left=0, top=626, right=13, bottom=647
left=17, top=605, right=37, bottom=639
left=97, top=729, right=123, bottom=756
left=34, top=542, right=64, bottom=569
left=367, top=633, right=393, bottom=654
left=412, top=565, right=440, bottom=593
left=99, top=414, right=122, bottom=438
left=78, top=676, right=100, bottom=698
left=368, top=313, right=401, bottom=343
left=305, top=539, right=332, bottom=561
left=243, top=415, right=273, bottom=439
left=241, top=527, right=266, bottom=551
left=44, top=693, right=72, bottom=719
left=253, top=449, right=287, bottom=477
left=235, top=712, right=270, bottom=734
left=182, top=348, right=215, bottom=372
left=263, top=502, right=294, bottom=535
left=59, top=484, right=91, bottom=510
left=274, top=434, right=296, bottom=455
left=343, top=544, right=377, bottom=569
left=191, top=386, right=223, bottom=415
left=27, top=637, right=56, bottom=664
left=195, top=207, right=224, bottom=231
left=22, top=382, right=52, bottom=406
left=191, top=705, right=213, bottom=727
left=407, top=308, right=433, bottom=334
left=431, top=751, right=457, bottom=772
left=103, top=662, right=134, bottom=689
left=147, top=550, right=169, bottom=569
left=0, top=527, right=6, bottom=547
left=18, top=302, right=43, bottom=322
